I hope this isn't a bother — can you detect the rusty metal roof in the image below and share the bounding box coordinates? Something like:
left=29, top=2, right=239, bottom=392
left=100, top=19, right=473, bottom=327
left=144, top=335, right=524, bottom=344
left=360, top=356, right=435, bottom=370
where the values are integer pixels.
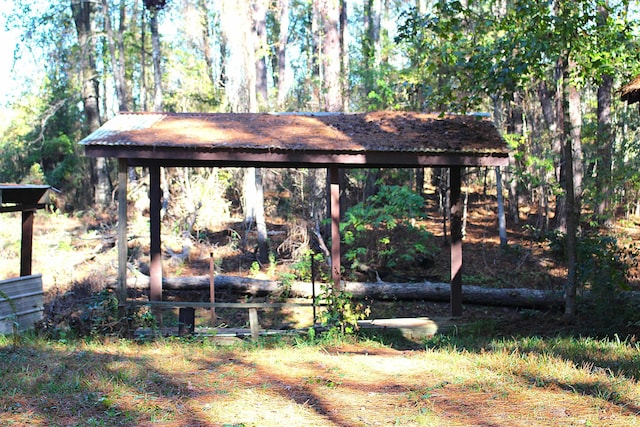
left=621, top=75, right=640, bottom=105
left=80, top=111, right=509, bottom=167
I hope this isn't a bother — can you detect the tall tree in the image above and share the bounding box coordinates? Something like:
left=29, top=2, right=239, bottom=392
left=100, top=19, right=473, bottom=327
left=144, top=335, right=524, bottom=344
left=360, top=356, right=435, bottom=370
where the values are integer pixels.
left=70, top=0, right=110, bottom=206
left=221, top=0, right=268, bottom=264
left=253, top=0, right=269, bottom=109
left=144, top=0, right=167, bottom=112
left=101, top=0, right=130, bottom=112
left=594, top=2, right=613, bottom=224
left=317, top=0, right=342, bottom=112
left=275, top=0, right=290, bottom=109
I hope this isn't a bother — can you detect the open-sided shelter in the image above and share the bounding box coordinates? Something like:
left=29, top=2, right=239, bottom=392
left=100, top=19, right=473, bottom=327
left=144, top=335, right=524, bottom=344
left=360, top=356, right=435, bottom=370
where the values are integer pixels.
left=80, top=111, right=509, bottom=317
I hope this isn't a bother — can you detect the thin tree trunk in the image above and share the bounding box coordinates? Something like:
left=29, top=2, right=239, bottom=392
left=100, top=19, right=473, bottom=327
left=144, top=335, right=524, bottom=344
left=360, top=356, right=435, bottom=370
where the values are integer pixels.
left=276, top=0, right=289, bottom=109
left=140, top=6, right=148, bottom=110
left=595, top=3, right=612, bottom=224
left=253, top=0, right=269, bottom=109
left=563, top=56, right=583, bottom=322
left=339, top=0, right=348, bottom=111
left=199, top=0, right=216, bottom=88
left=148, top=5, right=163, bottom=111
left=102, top=0, right=129, bottom=112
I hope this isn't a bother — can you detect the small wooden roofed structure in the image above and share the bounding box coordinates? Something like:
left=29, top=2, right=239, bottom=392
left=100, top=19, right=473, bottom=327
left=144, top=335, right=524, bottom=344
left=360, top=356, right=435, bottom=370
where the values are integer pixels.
left=0, top=184, right=51, bottom=277
left=0, top=184, right=50, bottom=334
left=80, top=111, right=509, bottom=317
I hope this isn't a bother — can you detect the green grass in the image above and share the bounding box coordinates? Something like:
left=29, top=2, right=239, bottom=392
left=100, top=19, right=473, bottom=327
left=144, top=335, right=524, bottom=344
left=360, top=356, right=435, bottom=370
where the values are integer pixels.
left=0, top=330, right=639, bottom=426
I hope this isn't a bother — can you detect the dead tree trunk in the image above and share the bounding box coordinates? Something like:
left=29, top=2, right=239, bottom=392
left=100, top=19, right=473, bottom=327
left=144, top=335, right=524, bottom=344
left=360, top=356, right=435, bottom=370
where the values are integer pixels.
left=116, top=274, right=572, bottom=309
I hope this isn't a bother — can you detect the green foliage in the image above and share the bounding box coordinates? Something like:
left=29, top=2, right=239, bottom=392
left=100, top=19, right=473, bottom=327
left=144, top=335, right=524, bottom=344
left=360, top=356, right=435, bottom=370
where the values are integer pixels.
left=316, top=284, right=370, bottom=336
left=540, top=229, right=640, bottom=326
left=290, top=250, right=328, bottom=283
left=340, top=185, right=436, bottom=280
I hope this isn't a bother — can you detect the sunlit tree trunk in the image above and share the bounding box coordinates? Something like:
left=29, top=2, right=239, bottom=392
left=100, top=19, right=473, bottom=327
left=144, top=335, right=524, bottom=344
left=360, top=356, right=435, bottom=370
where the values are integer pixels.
left=102, top=0, right=130, bottom=112
left=140, top=6, right=148, bottom=110
left=198, top=0, right=216, bottom=88
left=339, top=0, right=348, bottom=111
left=276, top=0, right=289, bottom=109
left=221, top=0, right=268, bottom=264
left=145, top=1, right=164, bottom=111
left=318, top=0, right=342, bottom=112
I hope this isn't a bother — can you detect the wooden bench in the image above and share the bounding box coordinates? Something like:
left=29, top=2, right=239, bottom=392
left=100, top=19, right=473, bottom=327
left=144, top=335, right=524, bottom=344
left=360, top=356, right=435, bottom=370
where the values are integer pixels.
left=129, top=300, right=317, bottom=340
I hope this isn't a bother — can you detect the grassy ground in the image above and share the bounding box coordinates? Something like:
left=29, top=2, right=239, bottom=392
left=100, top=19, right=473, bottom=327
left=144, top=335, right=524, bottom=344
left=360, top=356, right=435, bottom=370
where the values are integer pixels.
left=2, top=189, right=640, bottom=425
left=1, top=330, right=639, bottom=426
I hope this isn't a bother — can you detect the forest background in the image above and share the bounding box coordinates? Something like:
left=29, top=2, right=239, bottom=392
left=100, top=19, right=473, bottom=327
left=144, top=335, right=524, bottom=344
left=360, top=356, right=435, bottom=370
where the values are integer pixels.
left=2, top=0, right=640, bottom=325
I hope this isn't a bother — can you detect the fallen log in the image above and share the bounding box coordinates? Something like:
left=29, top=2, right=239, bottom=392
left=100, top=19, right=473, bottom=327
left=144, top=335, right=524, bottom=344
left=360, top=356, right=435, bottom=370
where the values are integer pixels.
left=114, top=273, right=569, bottom=309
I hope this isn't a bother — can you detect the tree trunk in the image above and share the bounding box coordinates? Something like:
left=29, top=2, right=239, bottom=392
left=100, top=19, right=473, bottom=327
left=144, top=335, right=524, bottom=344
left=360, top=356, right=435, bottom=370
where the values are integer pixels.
left=339, top=0, right=349, bottom=111
left=71, top=0, right=110, bottom=207
left=221, top=0, right=266, bottom=264
left=276, top=0, right=289, bottom=109
left=199, top=0, right=217, bottom=88
left=253, top=0, right=269, bottom=109
left=102, top=0, right=129, bottom=112
left=362, top=0, right=381, bottom=98
left=242, top=167, right=269, bottom=264
left=554, top=59, right=567, bottom=232
left=595, top=3, right=612, bottom=224
left=221, top=0, right=256, bottom=113
left=318, top=0, right=342, bottom=112
left=147, top=4, right=163, bottom=111
left=140, top=6, right=148, bottom=110
left=116, top=274, right=570, bottom=309
left=563, top=56, right=583, bottom=322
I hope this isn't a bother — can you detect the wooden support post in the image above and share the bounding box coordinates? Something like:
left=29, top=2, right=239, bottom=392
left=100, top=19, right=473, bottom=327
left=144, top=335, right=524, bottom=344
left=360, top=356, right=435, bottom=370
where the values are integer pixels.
left=450, top=166, right=463, bottom=317
left=329, top=166, right=341, bottom=292
left=117, top=159, right=128, bottom=304
left=178, top=307, right=195, bottom=336
left=209, top=252, right=216, bottom=326
left=249, top=308, right=259, bottom=341
left=149, top=164, right=163, bottom=308
left=20, top=210, right=34, bottom=277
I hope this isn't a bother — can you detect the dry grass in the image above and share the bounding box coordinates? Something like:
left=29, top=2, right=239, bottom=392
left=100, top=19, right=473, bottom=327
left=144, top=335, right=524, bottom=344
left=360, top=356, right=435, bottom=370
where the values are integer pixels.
left=0, top=334, right=639, bottom=426
left=2, top=193, right=640, bottom=426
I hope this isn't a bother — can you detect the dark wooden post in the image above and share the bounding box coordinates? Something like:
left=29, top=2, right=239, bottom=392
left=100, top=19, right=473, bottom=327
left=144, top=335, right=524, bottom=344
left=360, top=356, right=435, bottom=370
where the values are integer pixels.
left=178, top=307, right=195, bottom=336
left=450, top=166, right=463, bottom=317
left=330, top=166, right=341, bottom=291
left=117, top=159, right=128, bottom=304
left=20, top=210, right=35, bottom=277
left=149, top=164, right=163, bottom=305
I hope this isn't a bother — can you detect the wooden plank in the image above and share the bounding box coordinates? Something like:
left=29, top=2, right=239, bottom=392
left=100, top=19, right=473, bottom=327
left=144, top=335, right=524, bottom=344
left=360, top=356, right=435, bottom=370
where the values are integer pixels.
left=0, top=274, right=44, bottom=334
left=129, top=301, right=317, bottom=309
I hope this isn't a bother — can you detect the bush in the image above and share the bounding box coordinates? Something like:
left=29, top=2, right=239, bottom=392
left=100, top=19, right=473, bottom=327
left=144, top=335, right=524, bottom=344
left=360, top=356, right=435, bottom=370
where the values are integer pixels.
left=340, top=185, right=437, bottom=281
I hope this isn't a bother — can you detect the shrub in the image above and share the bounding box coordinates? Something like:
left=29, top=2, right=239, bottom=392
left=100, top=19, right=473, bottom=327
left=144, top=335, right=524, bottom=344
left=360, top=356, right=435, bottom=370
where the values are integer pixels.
left=340, top=185, right=437, bottom=280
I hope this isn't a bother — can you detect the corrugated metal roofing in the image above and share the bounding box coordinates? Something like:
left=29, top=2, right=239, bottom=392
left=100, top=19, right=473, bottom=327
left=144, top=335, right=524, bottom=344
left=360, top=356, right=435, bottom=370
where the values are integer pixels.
left=80, top=111, right=509, bottom=167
